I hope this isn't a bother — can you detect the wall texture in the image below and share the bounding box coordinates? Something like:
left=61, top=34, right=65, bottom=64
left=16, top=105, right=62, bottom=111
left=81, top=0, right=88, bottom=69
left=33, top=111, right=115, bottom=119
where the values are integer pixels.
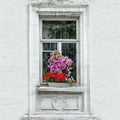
left=0, top=0, right=28, bottom=120
left=89, top=0, right=120, bottom=120
left=0, top=0, right=120, bottom=120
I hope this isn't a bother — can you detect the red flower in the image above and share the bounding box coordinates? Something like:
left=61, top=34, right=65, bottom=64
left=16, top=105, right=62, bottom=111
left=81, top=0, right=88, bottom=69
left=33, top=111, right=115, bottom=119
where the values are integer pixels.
left=44, top=72, right=53, bottom=78
left=54, top=73, right=68, bottom=82
left=43, top=72, right=69, bottom=82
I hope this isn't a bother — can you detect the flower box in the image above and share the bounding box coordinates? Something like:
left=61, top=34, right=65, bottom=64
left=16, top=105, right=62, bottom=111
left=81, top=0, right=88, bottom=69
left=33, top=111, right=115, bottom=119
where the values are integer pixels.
left=48, top=82, right=70, bottom=88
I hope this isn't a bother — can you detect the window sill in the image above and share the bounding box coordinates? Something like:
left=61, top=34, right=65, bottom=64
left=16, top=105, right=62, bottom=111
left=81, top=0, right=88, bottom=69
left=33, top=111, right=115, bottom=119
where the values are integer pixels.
left=36, top=86, right=85, bottom=94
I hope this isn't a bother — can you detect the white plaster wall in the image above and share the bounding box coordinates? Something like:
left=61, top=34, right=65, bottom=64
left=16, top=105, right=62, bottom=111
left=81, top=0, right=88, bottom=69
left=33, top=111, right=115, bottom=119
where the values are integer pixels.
left=0, top=0, right=120, bottom=120
left=0, top=0, right=28, bottom=120
left=89, top=0, right=120, bottom=120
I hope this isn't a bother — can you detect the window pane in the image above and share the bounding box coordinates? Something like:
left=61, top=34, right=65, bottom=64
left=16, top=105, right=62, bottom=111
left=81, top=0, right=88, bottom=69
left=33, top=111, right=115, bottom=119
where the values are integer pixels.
left=43, top=43, right=57, bottom=50
left=43, top=52, right=50, bottom=72
left=42, top=21, right=76, bottom=39
left=42, top=43, right=57, bottom=73
left=62, top=43, right=76, bottom=80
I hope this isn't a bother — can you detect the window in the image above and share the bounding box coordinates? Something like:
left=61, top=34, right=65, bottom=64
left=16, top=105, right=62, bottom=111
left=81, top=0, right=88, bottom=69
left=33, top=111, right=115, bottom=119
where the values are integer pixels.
left=28, top=4, right=92, bottom=116
left=40, top=18, right=80, bottom=84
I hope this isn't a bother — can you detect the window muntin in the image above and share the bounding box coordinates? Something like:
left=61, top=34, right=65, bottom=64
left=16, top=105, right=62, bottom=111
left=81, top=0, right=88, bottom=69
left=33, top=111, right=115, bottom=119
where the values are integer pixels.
left=42, top=21, right=76, bottom=39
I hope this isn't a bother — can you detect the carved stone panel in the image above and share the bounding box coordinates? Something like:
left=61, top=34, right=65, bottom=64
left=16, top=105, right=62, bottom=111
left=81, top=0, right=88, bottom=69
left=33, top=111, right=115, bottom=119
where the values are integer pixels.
left=51, top=97, right=67, bottom=110
left=36, top=94, right=83, bottom=113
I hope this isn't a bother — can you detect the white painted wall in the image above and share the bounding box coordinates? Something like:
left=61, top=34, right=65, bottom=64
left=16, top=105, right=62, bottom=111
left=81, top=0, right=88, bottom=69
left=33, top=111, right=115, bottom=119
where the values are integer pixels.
left=0, top=0, right=28, bottom=120
left=89, top=0, right=120, bottom=120
left=0, top=0, right=120, bottom=120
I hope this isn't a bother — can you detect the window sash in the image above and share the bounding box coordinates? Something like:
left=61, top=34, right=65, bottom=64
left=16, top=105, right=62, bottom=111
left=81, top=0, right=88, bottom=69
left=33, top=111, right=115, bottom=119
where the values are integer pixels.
left=40, top=42, right=80, bottom=85
left=39, top=18, right=80, bottom=85
left=42, top=21, right=76, bottom=39
left=42, top=43, right=77, bottom=69
left=39, top=18, right=79, bottom=41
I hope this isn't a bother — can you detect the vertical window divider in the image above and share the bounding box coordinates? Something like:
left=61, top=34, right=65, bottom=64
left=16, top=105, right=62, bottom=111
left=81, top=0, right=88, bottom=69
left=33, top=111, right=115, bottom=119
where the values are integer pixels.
left=39, top=18, right=42, bottom=84
left=40, top=41, right=43, bottom=84
left=58, top=42, right=62, bottom=54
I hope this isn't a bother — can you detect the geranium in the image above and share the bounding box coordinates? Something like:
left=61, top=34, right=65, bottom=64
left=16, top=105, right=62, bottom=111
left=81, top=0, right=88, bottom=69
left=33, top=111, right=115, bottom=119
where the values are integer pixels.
left=43, top=72, right=69, bottom=83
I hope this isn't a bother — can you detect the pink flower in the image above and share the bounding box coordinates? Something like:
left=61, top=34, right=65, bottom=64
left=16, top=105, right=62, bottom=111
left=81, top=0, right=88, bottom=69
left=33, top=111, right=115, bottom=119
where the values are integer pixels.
left=66, top=58, right=73, bottom=66
left=48, top=50, right=73, bottom=73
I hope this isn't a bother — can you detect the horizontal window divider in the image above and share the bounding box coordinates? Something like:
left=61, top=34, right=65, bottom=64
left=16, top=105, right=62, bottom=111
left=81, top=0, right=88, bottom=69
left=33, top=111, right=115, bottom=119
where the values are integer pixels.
left=40, top=39, right=79, bottom=42
left=43, top=50, right=54, bottom=52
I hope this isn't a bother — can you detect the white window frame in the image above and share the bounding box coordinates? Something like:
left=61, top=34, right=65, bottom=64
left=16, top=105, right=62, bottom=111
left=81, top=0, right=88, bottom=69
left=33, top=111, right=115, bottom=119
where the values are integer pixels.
left=39, top=17, right=80, bottom=85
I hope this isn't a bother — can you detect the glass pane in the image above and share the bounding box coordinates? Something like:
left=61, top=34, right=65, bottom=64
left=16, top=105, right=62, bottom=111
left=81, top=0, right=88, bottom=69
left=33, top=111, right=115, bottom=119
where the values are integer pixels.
left=62, top=43, right=76, bottom=80
left=43, top=43, right=57, bottom=50
left=42, top=21, right=76, bottom=39
left=43, top=52, right=50, bottom=73
left=42, top=43, right=57, bottom=74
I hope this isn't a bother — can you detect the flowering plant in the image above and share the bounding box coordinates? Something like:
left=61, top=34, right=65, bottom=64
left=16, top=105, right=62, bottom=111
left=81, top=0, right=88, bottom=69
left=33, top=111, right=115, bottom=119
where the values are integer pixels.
left=43, top=50, right=76, bottom=86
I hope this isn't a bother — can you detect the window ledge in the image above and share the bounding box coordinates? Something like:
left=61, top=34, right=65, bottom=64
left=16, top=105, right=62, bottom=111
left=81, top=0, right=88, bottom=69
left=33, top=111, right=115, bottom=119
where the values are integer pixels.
left=36, top=86, right=85, bottom=94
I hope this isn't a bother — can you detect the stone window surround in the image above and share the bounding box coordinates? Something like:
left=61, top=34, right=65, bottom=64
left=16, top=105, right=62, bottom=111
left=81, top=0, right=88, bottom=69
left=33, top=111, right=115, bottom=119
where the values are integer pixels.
left=28, top=2, right=91, bottom=116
